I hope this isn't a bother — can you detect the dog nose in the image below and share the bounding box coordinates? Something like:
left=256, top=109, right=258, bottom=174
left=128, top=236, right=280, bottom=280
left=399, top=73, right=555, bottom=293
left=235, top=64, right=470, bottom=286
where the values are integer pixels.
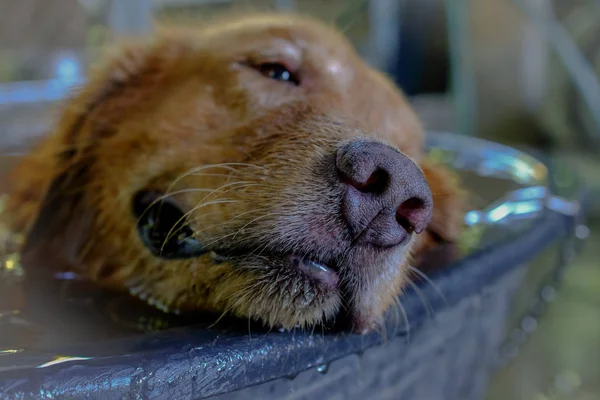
left=336, top=140, right=433, bottom=248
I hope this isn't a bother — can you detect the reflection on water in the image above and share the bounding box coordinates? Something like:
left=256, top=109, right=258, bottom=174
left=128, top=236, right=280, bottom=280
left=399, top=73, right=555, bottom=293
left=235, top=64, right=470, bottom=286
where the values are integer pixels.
left=0, top=132, right=570, bottom=370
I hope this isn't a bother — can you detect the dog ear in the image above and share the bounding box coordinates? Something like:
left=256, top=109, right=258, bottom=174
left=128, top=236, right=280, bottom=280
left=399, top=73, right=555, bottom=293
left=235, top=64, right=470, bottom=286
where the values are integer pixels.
left=18, top=163, right=96, bottom=275
left=10, top=42, right=161, bottom=276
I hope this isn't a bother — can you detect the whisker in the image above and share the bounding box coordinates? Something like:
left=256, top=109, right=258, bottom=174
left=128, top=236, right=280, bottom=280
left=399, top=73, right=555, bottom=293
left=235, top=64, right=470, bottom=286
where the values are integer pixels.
left=239, top=230, right=286, bottom=266
left=186, top=208, right=270, bottom=244
left=407, top=265, right=447, bottom=305
left=200, top=212, right=277, bottom=249
left=195, top=180, right=257, bottom=208
left=166, top=163, right=266, bottom=194
left=190, top=205, right=269, bottom=224
left=134, top=188, right=226, bottom=227
left=160, top=180, right=259, bottom=247
left=404, top=276, right=434, bottom=318
left=209, top=286, right=254, bottom=329
left=396, top=297, right=410, bottom=344
left=230, top=213, right=276, bottom=242
left=391, top=296, right=402, bottom=337
left=233, top=233, right=284, bottom=268
left=160, top=198, right=240, bottom=251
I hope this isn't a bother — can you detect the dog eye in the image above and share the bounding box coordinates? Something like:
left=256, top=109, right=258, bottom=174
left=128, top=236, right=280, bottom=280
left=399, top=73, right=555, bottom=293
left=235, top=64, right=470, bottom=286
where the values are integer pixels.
left=256, top=62, right=300, bottom=85
left=133, top=190, right=207, bottom=259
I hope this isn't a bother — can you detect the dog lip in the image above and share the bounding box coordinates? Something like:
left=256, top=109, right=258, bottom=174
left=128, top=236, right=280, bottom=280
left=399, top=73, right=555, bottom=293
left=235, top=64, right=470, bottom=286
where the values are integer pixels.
left=285, top=254, right=339, bottom=288
left=210, top=247, right=340, bottom=287
left=352, top=228, right=412, bottom=250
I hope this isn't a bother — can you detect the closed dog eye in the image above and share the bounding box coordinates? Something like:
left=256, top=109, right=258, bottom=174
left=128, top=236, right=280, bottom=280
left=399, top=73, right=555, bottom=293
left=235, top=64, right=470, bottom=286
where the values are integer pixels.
left=242, top=60, right=301, bottom=86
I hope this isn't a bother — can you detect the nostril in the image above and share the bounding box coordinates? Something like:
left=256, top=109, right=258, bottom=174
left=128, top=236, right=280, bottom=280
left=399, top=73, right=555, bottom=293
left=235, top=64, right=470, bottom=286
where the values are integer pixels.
left=339, top=168, right=389, bottom=194
left=400, top=197, right=424, bottom=211
left=396, top=215, right=414, bottom=234
left=396, top=197, right=425, bottom=234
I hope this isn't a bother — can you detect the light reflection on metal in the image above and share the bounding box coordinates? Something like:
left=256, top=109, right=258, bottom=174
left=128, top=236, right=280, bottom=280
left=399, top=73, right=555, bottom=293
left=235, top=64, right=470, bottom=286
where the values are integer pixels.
left=427, top=132, right=549, bottom=187
left=547, top=195, right=580, bottom=216
left=426, top=132, right=581, bottom=227
left=435, top=149, right=546, bottom=224
left=463, top=183, right=579, bottom=227
left=487, top=204, right=512, bottom=223
left=37, top=356, right=93, bottom=369
left=486, top=199, right=544, bottom=224
left=0, top=349, right=23, bottom=355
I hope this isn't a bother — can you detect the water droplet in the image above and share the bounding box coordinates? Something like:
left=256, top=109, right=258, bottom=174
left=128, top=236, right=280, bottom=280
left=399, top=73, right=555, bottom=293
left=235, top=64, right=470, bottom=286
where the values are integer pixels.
left=316, top=364, right=329, bottom=374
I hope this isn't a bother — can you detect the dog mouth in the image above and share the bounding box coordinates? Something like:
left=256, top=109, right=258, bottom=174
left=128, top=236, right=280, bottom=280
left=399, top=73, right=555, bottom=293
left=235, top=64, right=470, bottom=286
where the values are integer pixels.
left=210, top=248, right=340, bottom=289
left=133, top=189, right=407, bottom=332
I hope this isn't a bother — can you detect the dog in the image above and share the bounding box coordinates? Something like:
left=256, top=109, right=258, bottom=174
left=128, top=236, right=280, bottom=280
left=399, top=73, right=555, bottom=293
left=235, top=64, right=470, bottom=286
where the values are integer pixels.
left=2, top=13, right=464, bottom=334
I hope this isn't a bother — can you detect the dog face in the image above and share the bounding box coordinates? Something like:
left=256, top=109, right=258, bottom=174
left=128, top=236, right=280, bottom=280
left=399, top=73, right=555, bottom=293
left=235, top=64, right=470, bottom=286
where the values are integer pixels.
left=5, top=14, right=463, bottom=333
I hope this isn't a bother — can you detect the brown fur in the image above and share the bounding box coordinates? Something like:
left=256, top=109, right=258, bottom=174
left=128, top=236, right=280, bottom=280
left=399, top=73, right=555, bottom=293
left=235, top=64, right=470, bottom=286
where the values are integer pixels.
left=2, top=13, right=465, bottom=333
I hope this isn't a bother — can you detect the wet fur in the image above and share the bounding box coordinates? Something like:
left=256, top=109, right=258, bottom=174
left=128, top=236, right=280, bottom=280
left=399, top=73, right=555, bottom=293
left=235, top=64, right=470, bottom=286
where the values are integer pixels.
left=3, top=13, right=465, bottom=333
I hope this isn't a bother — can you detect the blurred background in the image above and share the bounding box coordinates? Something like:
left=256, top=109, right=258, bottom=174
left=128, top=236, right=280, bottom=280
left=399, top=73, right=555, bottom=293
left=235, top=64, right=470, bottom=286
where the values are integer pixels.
left=0, top=0, right=598, bottom=399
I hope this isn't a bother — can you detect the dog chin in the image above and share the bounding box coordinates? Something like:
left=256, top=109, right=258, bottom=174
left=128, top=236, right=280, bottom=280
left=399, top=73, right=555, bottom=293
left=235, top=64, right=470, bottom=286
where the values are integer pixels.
left=229, top=243, right=408, bottom=334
